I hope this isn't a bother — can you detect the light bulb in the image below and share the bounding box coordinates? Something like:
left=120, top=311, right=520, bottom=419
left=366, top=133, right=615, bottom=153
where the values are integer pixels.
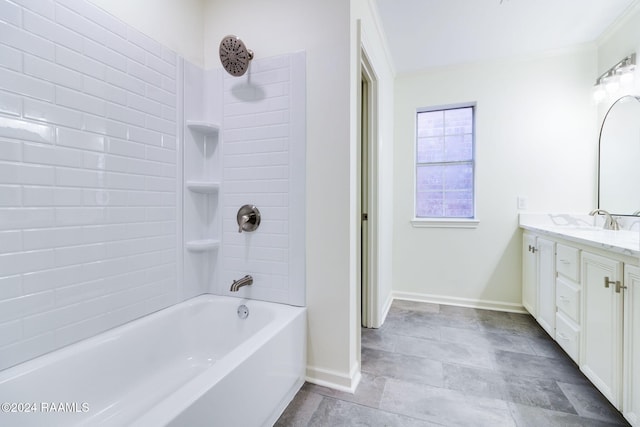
left=604, top=75, right=620, bottom=94
left=620, top=71, right=634, bottom=86
left=592, top=84, right=606, bottom=103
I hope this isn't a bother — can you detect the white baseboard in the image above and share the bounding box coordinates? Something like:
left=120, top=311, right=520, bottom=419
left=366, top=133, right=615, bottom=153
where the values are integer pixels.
left=305, top=361, right=362, bottom=393
left=392, top=291, right=527, bottom=314
left=379, top=292, right=393, bottom=326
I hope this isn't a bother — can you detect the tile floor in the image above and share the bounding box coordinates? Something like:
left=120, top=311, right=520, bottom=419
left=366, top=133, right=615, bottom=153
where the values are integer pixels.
left=275, top=299, right=630, bottom=427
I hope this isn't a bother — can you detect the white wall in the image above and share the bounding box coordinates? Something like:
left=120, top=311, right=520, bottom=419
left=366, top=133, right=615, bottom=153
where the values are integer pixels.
left=87, top=0, right=204, bottom=67
left=203, top=0, right=356, bottom=389
left=392, top=48, right=598, bottom=309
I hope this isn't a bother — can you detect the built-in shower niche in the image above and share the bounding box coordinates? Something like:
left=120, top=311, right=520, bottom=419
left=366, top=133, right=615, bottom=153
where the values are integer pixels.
left=183, top=119, right=222, bottom=296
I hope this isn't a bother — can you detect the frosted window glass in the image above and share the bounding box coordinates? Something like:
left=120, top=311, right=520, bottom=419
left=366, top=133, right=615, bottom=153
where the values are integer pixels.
left=415, top=105, right=474, bottom=219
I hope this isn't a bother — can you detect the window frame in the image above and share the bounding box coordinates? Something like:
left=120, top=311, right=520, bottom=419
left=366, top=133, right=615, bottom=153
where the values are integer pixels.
left=412, top=102, right=479, bottom=228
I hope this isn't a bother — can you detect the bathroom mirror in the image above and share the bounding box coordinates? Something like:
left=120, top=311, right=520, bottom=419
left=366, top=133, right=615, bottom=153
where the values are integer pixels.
left=598, top=95, right=640, bottom=215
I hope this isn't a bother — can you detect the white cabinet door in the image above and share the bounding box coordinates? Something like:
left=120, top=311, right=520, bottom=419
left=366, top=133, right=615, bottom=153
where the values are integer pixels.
left=581, top=251, right=623, bottom=409
left=536, top=238, right=556, bottom=336
left=522, top=233, right=537, bottom=316
left=624, top=265, right=640, bottom=426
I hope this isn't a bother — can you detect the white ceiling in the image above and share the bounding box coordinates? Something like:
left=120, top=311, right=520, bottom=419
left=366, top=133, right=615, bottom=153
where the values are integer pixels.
left=374, top=0, right=639, bottom=74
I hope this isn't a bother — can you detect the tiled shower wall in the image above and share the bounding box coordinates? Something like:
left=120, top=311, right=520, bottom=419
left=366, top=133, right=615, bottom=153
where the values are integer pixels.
left=0, top=0, right=179, bottom=370
left=220, top=53, right=305, bottom=306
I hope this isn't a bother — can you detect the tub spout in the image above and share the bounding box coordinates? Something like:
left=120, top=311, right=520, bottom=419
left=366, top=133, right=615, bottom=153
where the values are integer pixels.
left=230, top=275, right=253, bottom=292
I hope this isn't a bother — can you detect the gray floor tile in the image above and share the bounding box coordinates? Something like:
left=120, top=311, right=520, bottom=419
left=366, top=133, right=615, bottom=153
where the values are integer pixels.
left=361, top=347, right=444, bottom=387
left=302, top=372, right=387, bottom=409
left=508, top=402, right=627, bottom=427
left=380, top=312, right=441, bottom=341
left=307, top=397, right=438, bottom=427
left=391, top=299, right=440, bottom=314
left=361, top=327, right=398, bottom=352
left=494, top=349, right=590, bottom=385
left=439, top=325, right=537, bottom=356
left=527, top=335, right=569, bottom=359
left=394, top=334, right=496, bottom=370
left=558, top=382, right=629, bottom=425
left=380, top=378, right=517, bottom=427
left=443, top=363, right=507, bottom=400
left=477, top=315, right=548, bottom=338
left=503, top=373, right=578, bottom=414
left=274, top=389, right=323, bottom=427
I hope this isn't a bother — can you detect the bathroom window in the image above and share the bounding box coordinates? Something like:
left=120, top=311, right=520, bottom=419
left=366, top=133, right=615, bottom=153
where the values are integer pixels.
left=413, top=103, right=477, bottom=227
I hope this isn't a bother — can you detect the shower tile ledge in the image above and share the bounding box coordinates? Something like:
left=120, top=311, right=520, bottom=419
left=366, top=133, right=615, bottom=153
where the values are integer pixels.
left=519, top=213, right=640, bottom=258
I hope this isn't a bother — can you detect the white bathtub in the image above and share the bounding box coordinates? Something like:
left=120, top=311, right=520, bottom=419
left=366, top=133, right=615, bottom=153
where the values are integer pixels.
left=0, top=295, right=306, bottom=427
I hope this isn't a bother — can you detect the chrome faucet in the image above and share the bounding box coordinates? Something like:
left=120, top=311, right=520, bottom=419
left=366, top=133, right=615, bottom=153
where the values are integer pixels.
left=230, top=275, right=253, bottom=292
left=589, top=209, right=620, bottom=230
left=633, top=209, right=640, bottom=216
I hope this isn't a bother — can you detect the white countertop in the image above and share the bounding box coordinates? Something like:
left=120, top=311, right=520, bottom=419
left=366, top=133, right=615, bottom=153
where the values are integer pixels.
left=519, top=213, right=640, bottom=258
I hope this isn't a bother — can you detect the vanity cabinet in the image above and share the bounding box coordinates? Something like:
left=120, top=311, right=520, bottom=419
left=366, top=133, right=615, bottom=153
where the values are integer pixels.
left=522, top=233, right=555, bottom=335
left=555, top=244, right=581, bottom=362
left=624, top=265, right=640, bottom=425
left=581, top=252, right=623, bottom=408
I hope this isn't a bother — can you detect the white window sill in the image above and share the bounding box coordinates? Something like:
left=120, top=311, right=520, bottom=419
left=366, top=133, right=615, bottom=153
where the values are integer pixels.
left=411, top=218, right=480, bottom=229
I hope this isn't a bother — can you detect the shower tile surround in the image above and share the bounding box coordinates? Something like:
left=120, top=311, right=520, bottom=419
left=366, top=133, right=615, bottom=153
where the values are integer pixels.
left=0, top=0, right=306, bottom=371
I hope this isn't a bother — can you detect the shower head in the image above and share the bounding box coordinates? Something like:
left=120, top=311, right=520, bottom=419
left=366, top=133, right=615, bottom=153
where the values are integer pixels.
left=219, top=35, right=254, bottom=77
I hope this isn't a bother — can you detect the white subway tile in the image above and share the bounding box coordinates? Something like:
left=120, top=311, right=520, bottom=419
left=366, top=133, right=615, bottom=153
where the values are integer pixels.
left=127, top=27, right=162, bottom=58
left=55, top=3, right=106, bottom=44
left=55, top=0, right=127, bottom=38
left=0, top=207, right=55, bottom=230
left=23, top=142, right=84, bottom=168
left=0, top=319, right=21, bottom=347
left=23, top=226, right=82, bottom=250
left=224, top=165, right=288, bottom=181
left=146, top=85, right=174, bottom=107
left=225, top=124, right=289, bottom=142
left=0, top=275, right=22, bottom=300
left=161, top=105, right=176, bottom=121
left=125, top=191, right=162, bottom=207
left=161, top=135, right=176, bottom=150
left=56, top=86, right=106, bottom=116
left=0, top=230, right=22, bottom=253
left=57, top=46, right=106, bottom=80
left=127, top=93, right=162, bottom=118
left=83, top=115, right=127, bottom=139
left=23, top=9, right=83, bottom=53
left=54, top=278, right=105, bottom=308
left=0, top=21, right=54, bottom=60
left=83, top=76, right=126, bottom=104
left=83, top=38, right=126, bottom=71
left=146, top=115, right=175, bottom=136
left=106, top=102, right=145, bottom=127
left=101, top=154, right=129, bottom=173
left=145, top=206, right=175, bottom=221
left=145, top=176, right=174, bottom=192
left=24, top=54, right=82, bottom=90
left=24, top=98, right=84, bottom=128
left=103, top=30, right=145, bottom=64
left=54, top=243, right=105, bottom=267
left=0, top=161, right=55, bottom=185
left=22, top=186, right=53, bottom=206
left=0, top=332, right=56, bottom=371
left=108, top=138, right=145, bottom=159
left=162, top=76, right=176, bottom=94
left=12, top=0, right=54, bottom=19
left=146, top=54, right=175, bottom=79
left=128, top=158, right=162, bottom=177
left=55, top=312, right=112, bottom=349
left=0, top=68, right=55, bottom=102
left=224, top=152, right=289, bottom=168
left=82, top=189, right=127, bottom=206
left=0, top=44, right=22, bottom=72
left=106, top=172, right=145, bottom=190
left=55, top=167, right=103, bottom=188
left=82, top=223, right=128, bottom=243
left=0, top=0, right=21, bottom=26
left=0, top=249, right=55, bottom=277
left=54, top=206, right=106, bottom=226
left=23, top=294, right=108, bottom=337
left=0, top=138, right=22, bottom=161
left=22, top=264, right=83, bottom=294
left=128, top=126, right=162, bottom=146
left=128, top=60, right=162, bottom=88
left=53, top=187, right=83, bottom=206
left=0, top=91, right=21, bottom=117
left=0, top=116, right=54, bottom=143
left=161, top=47, right=176, bottom=66
left=224, top=138, right=287, bottom=155
left=106, top=67, right=145, bottom=95
left=146, top=146, right=175, bottom=164
left=56, top=127, right=105, bottom=152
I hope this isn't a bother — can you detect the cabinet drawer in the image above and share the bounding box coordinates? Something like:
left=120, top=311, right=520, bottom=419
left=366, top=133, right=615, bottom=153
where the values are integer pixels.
left=556, top=312, right=580, bottom=363
left=556, top=244, right=580, bottom=281
left=556, top=277, right=580, bottom=324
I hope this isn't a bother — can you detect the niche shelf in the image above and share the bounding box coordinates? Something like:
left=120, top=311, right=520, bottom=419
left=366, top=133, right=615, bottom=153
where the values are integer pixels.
left=186, top=180, right=220, bottom=194
left=186, top=120, right=220, bottom=135
left=185, top=239, right=221, bottom=252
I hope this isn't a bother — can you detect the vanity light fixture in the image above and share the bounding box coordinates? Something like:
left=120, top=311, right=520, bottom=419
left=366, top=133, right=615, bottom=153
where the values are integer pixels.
left=593, top=53, right=636, bottom=103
